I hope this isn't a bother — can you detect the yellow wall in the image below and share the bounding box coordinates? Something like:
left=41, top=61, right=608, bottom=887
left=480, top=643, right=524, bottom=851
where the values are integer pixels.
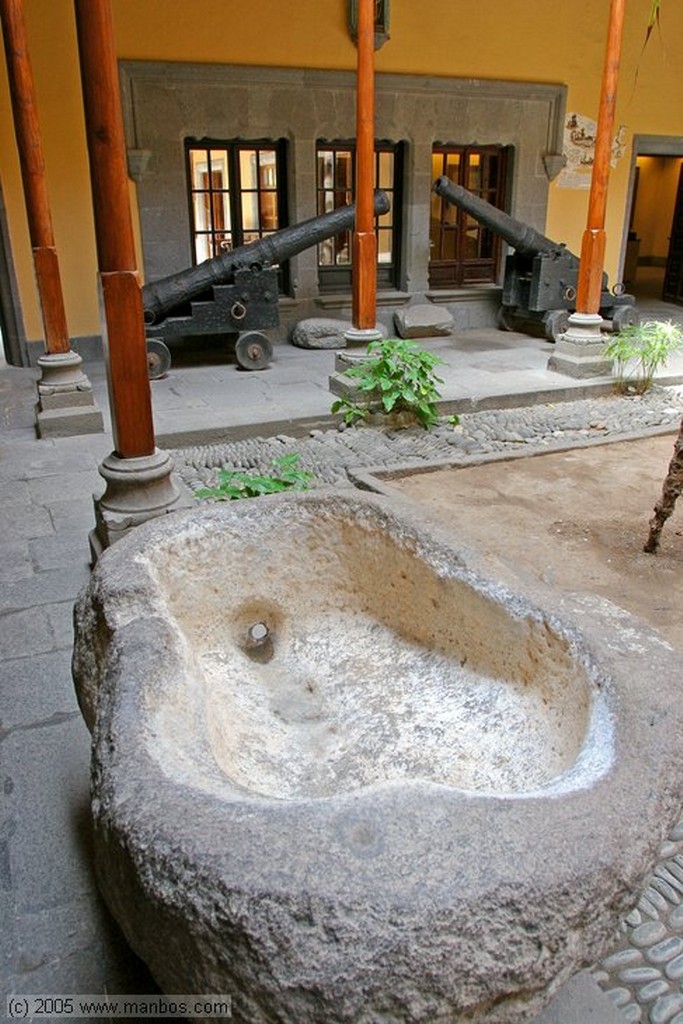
left=2, top=0, right=683, bottom=342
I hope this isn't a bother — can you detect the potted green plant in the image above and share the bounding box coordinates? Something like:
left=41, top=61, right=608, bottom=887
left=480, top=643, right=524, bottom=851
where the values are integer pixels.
left=605, top=319, right=682, bottom=394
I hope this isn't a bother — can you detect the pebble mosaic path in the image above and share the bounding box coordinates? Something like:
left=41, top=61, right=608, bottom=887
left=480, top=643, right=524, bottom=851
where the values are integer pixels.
left=171, top=384, right=683, bottom=1024
left=173, top=386, right=683, bottom=492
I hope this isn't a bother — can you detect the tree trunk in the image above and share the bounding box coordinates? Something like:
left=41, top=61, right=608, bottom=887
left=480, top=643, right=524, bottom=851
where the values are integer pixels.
left=644, top=417, right=683, bottom=553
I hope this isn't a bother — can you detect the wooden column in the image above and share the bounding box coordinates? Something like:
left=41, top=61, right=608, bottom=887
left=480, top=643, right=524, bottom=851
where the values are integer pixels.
left=0, top=0, right=70, bottom=354
left=575, top=0, right=626, bottom=315
left=351, top=0, right=377, bottom=331
left=74, top=0, right=154, bottom=458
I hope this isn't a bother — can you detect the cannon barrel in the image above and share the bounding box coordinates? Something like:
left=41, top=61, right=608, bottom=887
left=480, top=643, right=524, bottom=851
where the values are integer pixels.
left=433, top=176, right=567, bottom=258
left=143, top=190, right=391, bottom=324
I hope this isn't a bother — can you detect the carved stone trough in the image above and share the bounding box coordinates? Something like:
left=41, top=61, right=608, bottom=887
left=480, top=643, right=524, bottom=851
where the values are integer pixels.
left=72, top=491, right=683, bottom=1023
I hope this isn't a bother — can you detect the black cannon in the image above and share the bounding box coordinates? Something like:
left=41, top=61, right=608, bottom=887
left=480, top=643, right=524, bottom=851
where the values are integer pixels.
left=142, top=191, right=391, bottom=376
left=433, top=175, right=639, bottom=342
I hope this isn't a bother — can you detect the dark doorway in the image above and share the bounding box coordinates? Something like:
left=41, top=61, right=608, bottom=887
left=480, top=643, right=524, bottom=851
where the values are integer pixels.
left=663, top=163, right=683, bottom=304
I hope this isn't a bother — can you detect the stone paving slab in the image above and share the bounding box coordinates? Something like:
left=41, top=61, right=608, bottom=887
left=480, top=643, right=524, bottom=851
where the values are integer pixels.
left=0, top=650, right=78, bottom=732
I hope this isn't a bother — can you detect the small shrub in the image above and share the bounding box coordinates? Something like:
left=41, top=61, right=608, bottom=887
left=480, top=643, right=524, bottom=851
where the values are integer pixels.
left=605, top=319, right=682, bottom=394
left=331, top=337, right=449, bottom=429
left=194, top=453, right=313, bottom=501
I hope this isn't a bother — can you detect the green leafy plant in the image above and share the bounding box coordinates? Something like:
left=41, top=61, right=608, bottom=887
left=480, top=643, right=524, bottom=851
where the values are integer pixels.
left=605, top=319, right=682, bottom=394
left=331, top=337, right=450, bottom=429
left=194, top=453, right=313, bottom=501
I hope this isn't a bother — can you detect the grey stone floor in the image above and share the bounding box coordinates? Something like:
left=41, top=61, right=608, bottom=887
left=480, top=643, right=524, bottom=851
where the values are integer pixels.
left=1, top=305, right=682, bottom=1021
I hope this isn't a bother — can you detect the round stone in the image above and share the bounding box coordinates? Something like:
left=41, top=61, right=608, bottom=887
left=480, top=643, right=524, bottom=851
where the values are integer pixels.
left=647, top=936, right=683, bottom=964
left=651, top=993, right=683, bottom=1024
left=603, top=947, right=643, bottom=971
left=638, top=979, right=671, bottom=1002
left=670, top=905, right=683, bottom=931
left=632, top=921, right=668, bottom=947
left=619, top=966, right=662, bottom=984
left=606, top=986, right=632, bottom=1007
left=664, top=953, right=683, bottom=980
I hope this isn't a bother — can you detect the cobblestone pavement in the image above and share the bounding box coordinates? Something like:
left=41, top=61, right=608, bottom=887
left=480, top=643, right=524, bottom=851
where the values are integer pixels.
left=596, top=819, right=683, bottom=1023
left=171, top=384, right=683, bottom=1024
left=173, top=385, right=683, bottom=493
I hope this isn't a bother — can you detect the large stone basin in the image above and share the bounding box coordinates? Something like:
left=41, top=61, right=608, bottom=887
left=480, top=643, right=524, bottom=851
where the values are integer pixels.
left=72, top=491, right=683, bottom=1023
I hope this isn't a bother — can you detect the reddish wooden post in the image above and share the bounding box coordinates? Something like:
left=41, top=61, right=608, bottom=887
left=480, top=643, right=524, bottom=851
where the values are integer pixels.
left=74, top=0, right=154, bottom=459
left=0, top=0, right=70, bottom=354
left=74, top=0, right=180, bottom=556
left=348, top=0, right=381, bottom=342
left=548, top=0, right=626, bottom=378
left=575, top=0, right=626, bottom=315
left=1, top=0, right=103, bottom=436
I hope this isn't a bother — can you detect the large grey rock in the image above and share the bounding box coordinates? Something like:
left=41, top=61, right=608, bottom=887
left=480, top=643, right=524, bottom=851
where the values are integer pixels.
left=291, top=317, right=353, bottom=349
left=72, top=492, right=683, bottom=1024
left=394, top=303, right=454, bottom=338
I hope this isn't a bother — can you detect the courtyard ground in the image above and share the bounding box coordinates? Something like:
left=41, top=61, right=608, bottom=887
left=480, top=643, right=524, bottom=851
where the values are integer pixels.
left=387, top=433, right=683, bottom=649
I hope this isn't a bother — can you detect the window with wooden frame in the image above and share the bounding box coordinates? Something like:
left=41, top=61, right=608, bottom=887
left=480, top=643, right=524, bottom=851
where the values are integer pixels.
left=429, top=145, right=509, bottom=289
left=316, top=141, right=402, bottom=293
left=186, top=139, right=289, bottom=290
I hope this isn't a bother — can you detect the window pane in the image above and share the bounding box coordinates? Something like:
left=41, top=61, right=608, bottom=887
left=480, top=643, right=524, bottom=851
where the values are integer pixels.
left=190, top=149, right=210, bottom=190
left=209, top=150, right=228, bottom=179
left=259, top=191, right=279, bottom=231
left=467, top=154, right=481, bottom=192
left=335, top=151, right=353, bottom=190
left=432, top=152, right=444, bottom=180
left=194, top=234, right=212, bottom=263
left=241, top=191, right=259, bottom=231
left=214, top=231, right=233, bottom=253
left=334, top=189, right=352, bottom=210
left=335, top=231, right=351, bottom=264
left=378, top=151, right=394, bottom=189
left=377, top=228, right=392, bottom=263
left=318, top=238, right=335, bottom=266
left=445, top=152, right=460, bottom=182
left=258, top=149, right=277, bottom=188
left=239, top=149, right=258, bottom=190
left=318, top=150, right=334, bottom=189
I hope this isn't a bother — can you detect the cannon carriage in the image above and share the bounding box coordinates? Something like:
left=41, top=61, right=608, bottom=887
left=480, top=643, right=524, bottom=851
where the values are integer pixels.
left=433, top=175, right=639, bottom=342
left=141, top=192, right=390, bottom=377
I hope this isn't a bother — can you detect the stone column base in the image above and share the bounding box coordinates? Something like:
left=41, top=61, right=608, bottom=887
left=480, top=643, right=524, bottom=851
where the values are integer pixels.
left=36, top=350, right=104, bottom=437
left=90, top=448, right=190, bottom=562
left=343, top=326, right=385, bottom=347
left=547, top=313, right=613, bottom=379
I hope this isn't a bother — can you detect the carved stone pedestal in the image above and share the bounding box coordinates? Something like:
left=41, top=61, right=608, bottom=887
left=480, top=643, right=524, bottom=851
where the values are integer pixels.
left=547, top=312, right=613, bottom=379
left=90, top=448, right=187, bottom=563
left=36, top=350, right=104, bottom=437
left=343, top=325, right=385, bottom=347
